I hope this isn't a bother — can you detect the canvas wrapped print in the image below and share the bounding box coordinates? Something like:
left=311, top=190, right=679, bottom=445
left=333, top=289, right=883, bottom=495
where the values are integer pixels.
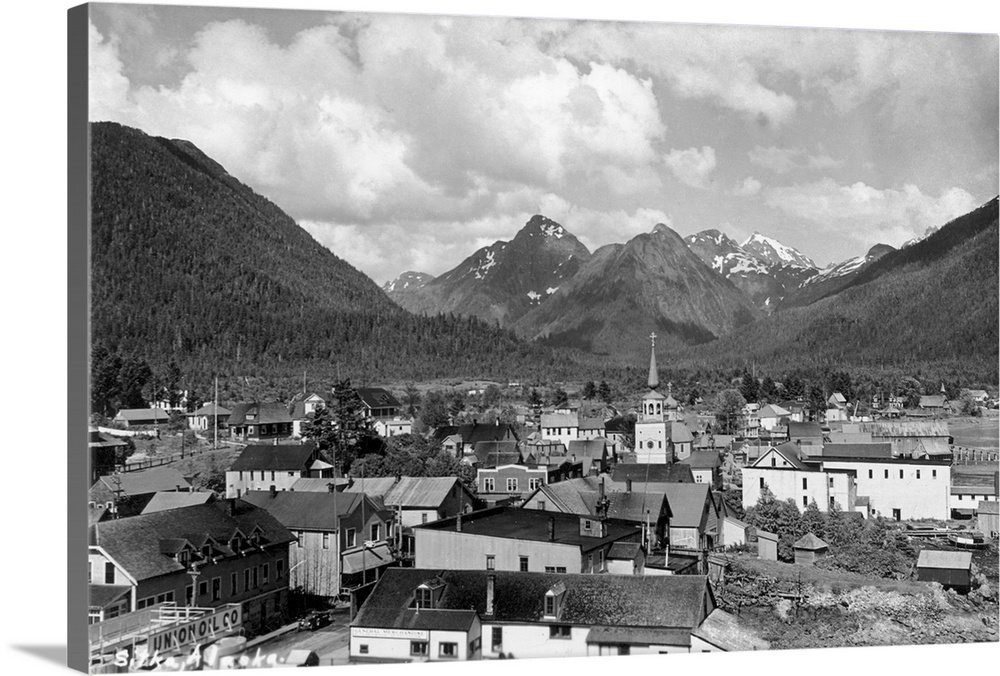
left=67, top=1, right=1000, bottom=673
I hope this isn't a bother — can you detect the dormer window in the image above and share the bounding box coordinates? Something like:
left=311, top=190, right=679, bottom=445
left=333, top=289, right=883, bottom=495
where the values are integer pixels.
left=178, top=550, right=190, bottom=566
left=543, top=582, right=566, bottom=619
left=414, top=586, right=433, bottom=609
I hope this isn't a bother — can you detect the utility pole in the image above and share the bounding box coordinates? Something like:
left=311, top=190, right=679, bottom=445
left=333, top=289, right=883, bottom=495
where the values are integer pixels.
left=214, top=376, right=219, bottom=450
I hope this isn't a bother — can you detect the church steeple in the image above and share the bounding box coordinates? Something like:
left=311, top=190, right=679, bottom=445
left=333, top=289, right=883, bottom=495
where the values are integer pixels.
left=647, top=332, right=659, bottom=391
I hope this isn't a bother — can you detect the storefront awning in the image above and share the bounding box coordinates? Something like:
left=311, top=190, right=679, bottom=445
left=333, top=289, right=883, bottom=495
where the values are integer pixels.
left=342, top=543, right=395, bottom=574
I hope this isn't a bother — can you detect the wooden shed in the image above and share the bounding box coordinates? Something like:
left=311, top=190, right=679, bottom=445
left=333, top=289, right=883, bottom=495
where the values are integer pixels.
left=756, top=529, right=778, bottom=561
left=793, top=533, right=829, bottom=565
left=916, top=550, right=974, bottom=593
left=978, top=501, right=999, bottom=540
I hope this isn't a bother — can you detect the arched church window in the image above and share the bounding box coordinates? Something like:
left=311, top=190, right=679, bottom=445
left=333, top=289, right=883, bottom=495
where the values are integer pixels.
left=647, top=440, right=655, bottom=449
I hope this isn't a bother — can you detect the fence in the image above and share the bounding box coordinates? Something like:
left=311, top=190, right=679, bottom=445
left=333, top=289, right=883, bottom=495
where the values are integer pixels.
left=951, top=446, right=999, bottom=465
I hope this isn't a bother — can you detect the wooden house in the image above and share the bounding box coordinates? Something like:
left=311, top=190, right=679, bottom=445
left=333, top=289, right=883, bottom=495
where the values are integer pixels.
left=916, top=550, right=973, bottom=593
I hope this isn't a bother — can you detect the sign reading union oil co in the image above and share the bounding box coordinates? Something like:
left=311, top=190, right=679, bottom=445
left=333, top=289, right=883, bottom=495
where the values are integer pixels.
left=148, top=605, right=243, bottom=654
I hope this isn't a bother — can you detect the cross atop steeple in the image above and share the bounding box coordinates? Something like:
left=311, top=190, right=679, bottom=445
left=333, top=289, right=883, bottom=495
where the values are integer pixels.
left=649, top=332, right=657, bottom=348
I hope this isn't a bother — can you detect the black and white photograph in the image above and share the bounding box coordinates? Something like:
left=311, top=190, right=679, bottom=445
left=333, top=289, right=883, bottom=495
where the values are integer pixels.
left=48, top=0, right=1000, bottom=673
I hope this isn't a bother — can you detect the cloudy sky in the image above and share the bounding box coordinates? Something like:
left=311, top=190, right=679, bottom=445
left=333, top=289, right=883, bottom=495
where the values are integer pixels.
left=89, top=1, right=998, bottom=284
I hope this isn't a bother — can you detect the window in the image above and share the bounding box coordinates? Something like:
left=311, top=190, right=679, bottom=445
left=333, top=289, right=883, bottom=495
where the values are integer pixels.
left=186, top=585, right=194, bottom=606
left=421, top=513, right=428, bottom=524
left=599, top=550, right=605, bottom=571
left=270, top=471, right=275, bottom=481
left=506, top=478, right=518, bottom=492
left=544, top=595, right=555, bottom=616
left=231, top=572, right=238, bottom=596
left=263, top=563, right=269, bottom=585
left=439, top=642, right=458, bottom=658
left=694, top=474, right=703, bottom=483
left=584, top=519, right=592, bottom=530
left=803, top=496, right=808, bottom=507
left=771, top=457, right=776, bottom=467
left=277, top=560, right=285, bottom=579
left=371, top=524, right=381, bottom=541
left=884, top=469, right=889, bottom=479
left=415, top=587, right=433, bottom=608
left=483, top=478, right=495, bottom=492
left=486, top=555, right=495, bottom=570
left=322, top=532, right=330, bottom=550
left=155, top=592, right=174, bottom=604
left=410, top=642, right=428, bottom=656
left=829, top=477, right=834, bottom=488
left=759, top=478, right=765, bottom=489
left=544, top=566, right=567, bottom=574
left=588, top=554, right=594, bottom=572
left=88, top=563, right=92, bottom=584
left=549, top=625, right=572, bottom=639
left=932, top=470, right=937, bottom=479
left=359, top=645, right=369, bottom=655
left=830, top=496, right=836, bottom=507
left=346, top=529, right=357, bottom=548
left=252, top=567, right=259, bottom=588
left=519, top=556, right=529, bottom=572
left=198, top=580, right=209, bottom=598
left=239, top=471, right=244, bottom=481
left=802, top=478, right=808, bottom=490
left=491, top=627, right=503, bottom=652
left=244, top=569, right=251, bottom=592
left=529, top=478, right=542, bottom=490
left=917, top=470, right=921, bottom=479
left=104, top=562, right=115, bottom=584
left=899, top=469, right=904, bottom=479
left=869, top=470, right=873, bottom=479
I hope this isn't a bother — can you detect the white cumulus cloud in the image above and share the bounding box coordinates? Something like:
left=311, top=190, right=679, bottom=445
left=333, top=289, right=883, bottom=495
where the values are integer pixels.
left=664, top=146, right=717, bottom=189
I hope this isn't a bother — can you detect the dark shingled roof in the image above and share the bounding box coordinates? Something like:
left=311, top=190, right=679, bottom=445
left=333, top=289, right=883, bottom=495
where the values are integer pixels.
left=607, top=541, right=643, bottom=560
left=229, top=442, right=317, bottom=471
left=353, top=568, right=713, bottom=630
left=567, top=439, right=609, bottom=458
left=611, top=464, right=694, bottom=484
left=90, top=500, right=294, bottom=581
left=457, top=423, right=519, bottom=445
left=356, top=388, right=402, bottom=410
left=89, top=585, right=132, bottom=609
left=472, top=441, right=522, bottom=468
left=227, top=402, right=293, bottom=426
left=417, top=506, right=641, bottom=551
left=793, top=533, right=829, bottom=550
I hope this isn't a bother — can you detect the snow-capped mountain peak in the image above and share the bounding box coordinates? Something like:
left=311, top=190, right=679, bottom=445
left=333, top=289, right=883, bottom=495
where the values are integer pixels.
left=741, top=232, right=817, bottom=269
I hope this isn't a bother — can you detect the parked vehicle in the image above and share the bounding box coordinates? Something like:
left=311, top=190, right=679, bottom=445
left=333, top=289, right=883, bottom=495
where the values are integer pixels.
left=297, top=610, right=333, bottom=631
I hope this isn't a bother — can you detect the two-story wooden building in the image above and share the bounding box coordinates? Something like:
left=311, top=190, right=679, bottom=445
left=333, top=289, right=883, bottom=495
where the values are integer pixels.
left=226, top=402, right=294, bottom=442
left=225, top=443, right=332, bottom=498
left=87, top=499, right=294, bottom=637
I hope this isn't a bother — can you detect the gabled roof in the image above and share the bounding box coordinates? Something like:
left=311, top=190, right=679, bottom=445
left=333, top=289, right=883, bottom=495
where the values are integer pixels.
left=787, top=422, right=824, bottom=440
left=229, top=442, right=317, bottom=472
left=793, top=533, right=828, bottom=550
left=141, top=491, right=215, bottom=514
left=457, top=423, right=519, bottom=445
left=353, top=568, right=713, bottom=630
left=356, top=388, right=401, bottom=410
left=95, top=467, right=192, bottom=496
left=679, top=451, right=722, bottom=469
left=752, top=443, right=810, bottom=471
left=376, top=476, right=467, bottom=509
left=114, top=408, right=171, bottom=423
left=758, top=404, right=791, bottom=418
left=242, top=490, right=380, bottom=530
left=607, top=541, right=643, bottom=560
left=919, top=395, right=947, bottom=408
left=227, top=402, right=293, bottom=426
left=567, top=438, right=609, bottom=458
left=663, top=483, right=713, bottom=529
left=89, top=430, right=128, bottom=448
left=541, top=413, right=578, bottom=428
left=187, top=403, right=232, bottom=417
left=578, top=417, right=605, bottom=431
left=916, top=550, right=973, bottom=570
left=289, top=477, right=351, bottom=492
left=90, top=500, right=294, bottom=581
left=667, top=422, right=694, bottom=443
left=472, top=441, right=522, bottom=468
left=336, top=477, right=399, bottom=500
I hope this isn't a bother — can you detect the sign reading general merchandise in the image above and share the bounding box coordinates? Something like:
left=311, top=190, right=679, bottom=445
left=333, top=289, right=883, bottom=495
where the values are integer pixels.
left=148, top=606, right=243, bottom=654
left=353, top=627, right=429, bottom=640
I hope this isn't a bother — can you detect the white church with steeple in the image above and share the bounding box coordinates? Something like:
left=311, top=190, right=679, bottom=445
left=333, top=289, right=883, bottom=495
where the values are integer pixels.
left=634, top=332, right=682, bottom=464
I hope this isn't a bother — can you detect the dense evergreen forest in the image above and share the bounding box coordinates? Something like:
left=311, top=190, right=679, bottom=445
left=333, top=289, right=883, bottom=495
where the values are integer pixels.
left=675, top=197, right=1000, bottom=386
left=89, top=122, right=609, bottom=393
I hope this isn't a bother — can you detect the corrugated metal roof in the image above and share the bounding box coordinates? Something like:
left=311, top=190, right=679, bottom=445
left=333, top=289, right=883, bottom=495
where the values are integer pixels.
left=860, top=421, right=950, bottom=437
left=141, top=491, right=214, bottom=514
left=341, top=542, right=395, bottom=574
left=96, top=467, right=192, bottom=495
left=383, top=477, right=463, bottom=508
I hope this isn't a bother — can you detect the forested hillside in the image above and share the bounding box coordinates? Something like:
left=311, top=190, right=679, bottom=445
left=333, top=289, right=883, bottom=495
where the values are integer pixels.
left=678, top=197, right=999, bottom=383
left=89, top=122, right=596, bottom=389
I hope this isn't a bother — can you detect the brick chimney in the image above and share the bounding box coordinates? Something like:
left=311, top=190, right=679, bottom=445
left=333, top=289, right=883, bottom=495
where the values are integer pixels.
left=485, top=573, right=496, bottom=616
